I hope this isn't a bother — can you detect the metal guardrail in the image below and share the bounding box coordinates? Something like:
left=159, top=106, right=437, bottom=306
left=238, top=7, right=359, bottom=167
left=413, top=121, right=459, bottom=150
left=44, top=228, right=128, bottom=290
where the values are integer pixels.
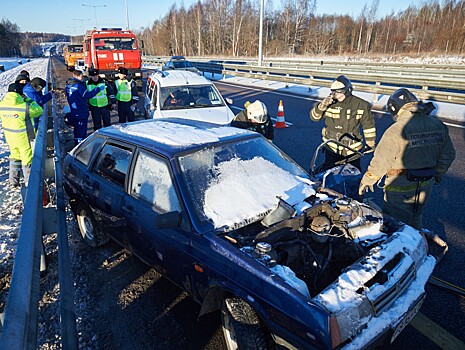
left=142, top=56, right=465, bottom=105
left=0, top=59, right=78, bottom=350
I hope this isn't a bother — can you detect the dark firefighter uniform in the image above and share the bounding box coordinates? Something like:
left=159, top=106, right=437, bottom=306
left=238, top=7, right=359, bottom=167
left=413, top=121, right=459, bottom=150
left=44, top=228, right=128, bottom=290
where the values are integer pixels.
left=231, top=109, right=274, bottom=141
left=310, top=94, right=376, bottom=169
left=360, top=101, right=455, bottom=230
left=0, top=83, right=43, bottom=186
left=86, top=75, right=116, bottom=130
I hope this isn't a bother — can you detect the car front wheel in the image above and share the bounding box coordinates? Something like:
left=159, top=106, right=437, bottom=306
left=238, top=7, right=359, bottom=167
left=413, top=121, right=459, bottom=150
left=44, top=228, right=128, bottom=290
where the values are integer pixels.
left=75, top=202, right=108, bottom=247
left=221, top=297, right=270, bottom=350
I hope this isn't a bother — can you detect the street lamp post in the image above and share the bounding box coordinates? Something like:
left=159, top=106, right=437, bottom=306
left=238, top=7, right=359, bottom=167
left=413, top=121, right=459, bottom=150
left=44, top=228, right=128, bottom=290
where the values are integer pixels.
left=73, top=18, right=91, bottom=35
left=258, top=0, right=264, bottom=66
left=125, top=0, right=130, bottom=29
left=82, top=4, right=107, bottom=28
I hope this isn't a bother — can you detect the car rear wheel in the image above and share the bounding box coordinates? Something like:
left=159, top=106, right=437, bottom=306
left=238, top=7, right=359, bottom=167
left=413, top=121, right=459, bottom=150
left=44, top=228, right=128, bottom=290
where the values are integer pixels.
left=221, top=297, right=270, bottom=350
left=76, top=202, right=108, bottom=247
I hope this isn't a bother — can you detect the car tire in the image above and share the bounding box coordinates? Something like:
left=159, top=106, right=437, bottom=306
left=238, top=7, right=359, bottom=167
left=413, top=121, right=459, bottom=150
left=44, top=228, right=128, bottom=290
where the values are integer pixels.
left=221, top=297, right=270, bottom=350
left=75, top=202, right=108, bottom=247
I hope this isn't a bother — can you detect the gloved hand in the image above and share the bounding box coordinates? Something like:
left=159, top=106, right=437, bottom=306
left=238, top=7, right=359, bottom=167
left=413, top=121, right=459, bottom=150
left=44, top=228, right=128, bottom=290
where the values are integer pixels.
left=319, top=95, right=334, bottom=110
left=358, top=171, right=380, bottom=196
left=99, top=85, right=106, bottom=91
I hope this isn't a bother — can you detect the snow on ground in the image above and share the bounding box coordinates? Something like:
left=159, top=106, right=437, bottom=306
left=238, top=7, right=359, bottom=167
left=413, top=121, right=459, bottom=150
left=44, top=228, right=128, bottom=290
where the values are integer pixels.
left=0, top=58, right=48, bottom=266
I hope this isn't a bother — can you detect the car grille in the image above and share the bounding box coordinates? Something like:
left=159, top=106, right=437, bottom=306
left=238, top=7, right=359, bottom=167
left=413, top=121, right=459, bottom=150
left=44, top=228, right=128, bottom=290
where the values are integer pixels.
left=367, top=259, right=416, bottom=316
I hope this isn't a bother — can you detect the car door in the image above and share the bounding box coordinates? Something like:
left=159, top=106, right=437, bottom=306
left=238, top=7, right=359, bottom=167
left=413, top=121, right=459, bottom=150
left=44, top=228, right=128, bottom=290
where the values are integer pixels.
left=89, top=141, right=134, bottom=246
left=123, top=149, right=192, bottom=291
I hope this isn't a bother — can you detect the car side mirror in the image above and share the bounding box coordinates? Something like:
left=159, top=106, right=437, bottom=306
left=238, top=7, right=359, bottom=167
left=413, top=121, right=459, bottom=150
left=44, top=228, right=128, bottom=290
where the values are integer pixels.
left=225, top=98, right=233, bottom=105
left=154, top=211, right=182, bottom=229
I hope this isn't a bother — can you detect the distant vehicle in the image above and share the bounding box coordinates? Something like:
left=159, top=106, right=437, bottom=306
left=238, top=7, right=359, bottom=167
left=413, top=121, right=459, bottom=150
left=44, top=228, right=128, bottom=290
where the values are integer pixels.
left=64, top=44, right=84, bottom=71
left=74, top=59, right=85, bottom=73
left=83, top=28, right=142, bottom=81
left=63, top=118, right=436, bottom=350
left=162, top=55, right=199, bottom=73
left=144, top=70, right=234, bottom=124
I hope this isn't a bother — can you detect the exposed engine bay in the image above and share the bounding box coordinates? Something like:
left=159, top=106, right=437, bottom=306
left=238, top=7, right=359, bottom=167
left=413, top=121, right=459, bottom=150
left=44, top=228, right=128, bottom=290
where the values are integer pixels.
left=224, top=192, right=403, bottom=297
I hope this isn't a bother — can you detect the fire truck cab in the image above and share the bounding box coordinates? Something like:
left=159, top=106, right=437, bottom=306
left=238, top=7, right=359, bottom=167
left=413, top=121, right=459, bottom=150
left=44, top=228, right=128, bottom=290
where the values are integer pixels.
left=83, top=28, right=142, bottom=81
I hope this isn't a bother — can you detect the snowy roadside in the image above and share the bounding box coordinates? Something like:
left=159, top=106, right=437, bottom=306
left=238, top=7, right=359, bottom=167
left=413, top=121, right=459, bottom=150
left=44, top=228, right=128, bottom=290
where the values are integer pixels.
left=0, top=58, right=49, bottom=268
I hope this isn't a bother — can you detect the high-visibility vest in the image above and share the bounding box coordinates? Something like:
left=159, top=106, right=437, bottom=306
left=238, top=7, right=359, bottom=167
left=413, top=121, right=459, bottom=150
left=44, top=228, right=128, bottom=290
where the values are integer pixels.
left=115, top=79, right=133, bottom=102
left=87, top=82, right=108, bottom=107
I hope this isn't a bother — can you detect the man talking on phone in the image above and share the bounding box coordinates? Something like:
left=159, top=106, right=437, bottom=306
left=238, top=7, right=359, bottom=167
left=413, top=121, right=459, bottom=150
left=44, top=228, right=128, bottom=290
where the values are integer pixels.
left=309, top=75, right=376, bottom=171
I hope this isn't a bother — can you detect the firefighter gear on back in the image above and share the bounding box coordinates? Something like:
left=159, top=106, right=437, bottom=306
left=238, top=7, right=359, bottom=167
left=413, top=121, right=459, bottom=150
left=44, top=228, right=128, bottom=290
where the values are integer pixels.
left=361, top=96, right=455, bottom=229
left=0, top=89, right=43, bottom=186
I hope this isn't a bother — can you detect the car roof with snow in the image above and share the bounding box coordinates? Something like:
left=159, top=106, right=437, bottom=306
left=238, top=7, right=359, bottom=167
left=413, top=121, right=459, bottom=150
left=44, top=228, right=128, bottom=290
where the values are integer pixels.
left=147, top=70, right=207, bottom=87
left=93, top=118, right=254, bottom=156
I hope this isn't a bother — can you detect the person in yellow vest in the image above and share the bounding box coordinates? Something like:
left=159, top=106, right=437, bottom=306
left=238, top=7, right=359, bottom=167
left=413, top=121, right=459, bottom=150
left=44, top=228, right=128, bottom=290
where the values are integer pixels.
left=86, top=68, right=116, bottom=130
left=0, top=82, right=43, bottom=187
left=114, top=67, right=139, bottom=123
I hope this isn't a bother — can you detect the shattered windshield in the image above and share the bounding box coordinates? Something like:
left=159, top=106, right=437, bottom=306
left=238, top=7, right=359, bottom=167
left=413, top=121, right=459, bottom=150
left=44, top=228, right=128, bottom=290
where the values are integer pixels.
left=178, top=138, right=315, bottom=230
left=160, top=84, right=224, bottom=110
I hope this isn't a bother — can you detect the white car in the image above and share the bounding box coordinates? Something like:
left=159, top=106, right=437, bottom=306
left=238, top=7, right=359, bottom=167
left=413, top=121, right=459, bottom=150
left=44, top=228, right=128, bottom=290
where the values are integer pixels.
left=144, top=70, right=235, bottom=124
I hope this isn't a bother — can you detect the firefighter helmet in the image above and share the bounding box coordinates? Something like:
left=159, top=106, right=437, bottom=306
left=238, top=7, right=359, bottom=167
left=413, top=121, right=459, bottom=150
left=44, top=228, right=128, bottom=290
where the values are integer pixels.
left=247, top=100, right=268, bottom=123
left=386, top=88, right=419, bottom=117
left=330, top=75, right=353, bottom=96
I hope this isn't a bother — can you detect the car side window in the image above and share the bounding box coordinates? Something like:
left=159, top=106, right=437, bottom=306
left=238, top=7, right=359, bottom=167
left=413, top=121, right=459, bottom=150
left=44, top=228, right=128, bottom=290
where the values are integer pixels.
left=75, top=137, right=105, bottom=166
left=131, top=151, right=181, bottom=213
left=94, top=144, right=132, bottom=188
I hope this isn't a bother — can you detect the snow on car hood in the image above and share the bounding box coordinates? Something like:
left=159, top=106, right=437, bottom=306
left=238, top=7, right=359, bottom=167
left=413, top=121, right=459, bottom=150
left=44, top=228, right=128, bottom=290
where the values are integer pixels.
left=203, top=157, right=315, bottom=229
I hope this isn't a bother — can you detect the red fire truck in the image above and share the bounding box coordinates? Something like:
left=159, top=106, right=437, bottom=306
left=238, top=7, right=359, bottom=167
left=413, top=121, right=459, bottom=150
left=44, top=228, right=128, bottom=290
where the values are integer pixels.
left=83, top=28, right=142, bottom=81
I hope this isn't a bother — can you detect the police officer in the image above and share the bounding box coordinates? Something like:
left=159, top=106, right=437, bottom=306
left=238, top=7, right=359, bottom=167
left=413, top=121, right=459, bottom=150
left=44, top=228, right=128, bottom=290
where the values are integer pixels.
left=0, top=82, right=43, bottom=186
left=359, top=88, right=456, bottom=230
left=310, top=75, right=376, bottom=171
left=114, top=67, right=138, bottom=123
left=65, top=70, right=104, bottom=144
left=231, top=100, right=274, bottom=141
left=86, top=68, right=116, bottom=130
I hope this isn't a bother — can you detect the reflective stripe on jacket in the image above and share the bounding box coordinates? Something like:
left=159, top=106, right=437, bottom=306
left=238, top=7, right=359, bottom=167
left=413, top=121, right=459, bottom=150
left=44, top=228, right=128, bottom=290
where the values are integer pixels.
left=366, top=103, right=456, bottom=189
left=0, top=92, right=43, bottom=164
left=310, top=94, right=375, bottom=155
left=86, top=82, right=108, bottom=107
left=115, top=79, right=133, bottom=102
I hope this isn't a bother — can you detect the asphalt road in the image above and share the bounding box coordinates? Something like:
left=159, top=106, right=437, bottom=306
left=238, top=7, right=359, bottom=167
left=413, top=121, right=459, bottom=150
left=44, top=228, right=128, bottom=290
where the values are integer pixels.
left=216, top=81, right=465, bottom=349
left=43, top=59, right=465, bottom=349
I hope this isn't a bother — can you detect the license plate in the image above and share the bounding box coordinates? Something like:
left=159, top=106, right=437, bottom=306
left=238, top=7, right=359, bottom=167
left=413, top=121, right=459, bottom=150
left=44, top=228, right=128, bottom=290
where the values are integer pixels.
left=391, top=295, right=425, bottom=343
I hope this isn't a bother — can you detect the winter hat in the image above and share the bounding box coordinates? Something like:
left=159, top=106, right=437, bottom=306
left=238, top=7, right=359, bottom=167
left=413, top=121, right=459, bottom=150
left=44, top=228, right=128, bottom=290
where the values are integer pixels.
left=88, top=68, right=99, bottom=76
left=117, top=67, right=128, bottom=75
left=31, top=77, right=47, bottom=90
left=8, top=82, right=24, bottom=94
left=15, top=74, right=30, bottom=84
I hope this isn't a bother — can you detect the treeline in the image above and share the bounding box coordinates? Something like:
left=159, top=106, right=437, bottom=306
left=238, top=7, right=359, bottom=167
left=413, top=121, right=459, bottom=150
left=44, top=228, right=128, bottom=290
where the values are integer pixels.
left=0, top=19, right=69, bottom=57
left=0, top=19, right=21, bottom=56
left=138, top=0, right=465, bottom=57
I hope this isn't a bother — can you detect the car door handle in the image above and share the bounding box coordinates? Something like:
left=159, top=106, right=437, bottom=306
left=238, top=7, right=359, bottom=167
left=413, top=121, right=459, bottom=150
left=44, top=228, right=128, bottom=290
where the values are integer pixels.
left=122, top=204, right=136, bottom=216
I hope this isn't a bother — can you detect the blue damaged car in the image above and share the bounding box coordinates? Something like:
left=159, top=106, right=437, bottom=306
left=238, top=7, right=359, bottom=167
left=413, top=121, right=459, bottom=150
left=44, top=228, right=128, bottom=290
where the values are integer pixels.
left=63, top=118, right=436, bottom=349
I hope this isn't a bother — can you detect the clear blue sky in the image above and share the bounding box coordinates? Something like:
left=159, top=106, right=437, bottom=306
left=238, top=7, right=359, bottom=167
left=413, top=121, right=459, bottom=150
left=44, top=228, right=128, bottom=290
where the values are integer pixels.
left=2, top=0, right=417, bottom=35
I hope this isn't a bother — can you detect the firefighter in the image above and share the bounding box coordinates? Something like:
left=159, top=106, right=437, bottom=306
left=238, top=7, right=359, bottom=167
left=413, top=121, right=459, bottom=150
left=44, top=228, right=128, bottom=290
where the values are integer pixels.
left=65, top=70, right=104, bottom=144
left=0, top=82, right=43, bottom=187
left=309, top=75, right=376, bottom=171
left=86, top=68, right=116, bottom=130
left=358, top=88, right=456, bottom=230
left=231, top=100, right=274, bottom=141
left=23, top=77, right=54, bottom=130
left=114, top=67, right=139, bottom=123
